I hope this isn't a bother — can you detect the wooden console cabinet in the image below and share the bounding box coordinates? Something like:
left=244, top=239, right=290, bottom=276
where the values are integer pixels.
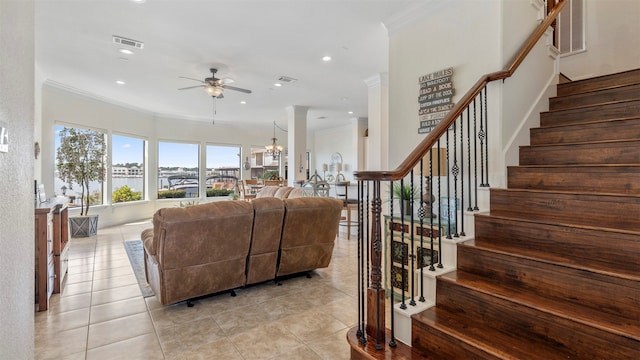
left=35, top=202, right=69, bottom=311
left=384, top=215, right=450, bottom=300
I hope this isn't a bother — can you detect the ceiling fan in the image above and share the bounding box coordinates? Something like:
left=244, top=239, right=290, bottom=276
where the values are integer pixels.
left=178, top=68, right=252, bottom=98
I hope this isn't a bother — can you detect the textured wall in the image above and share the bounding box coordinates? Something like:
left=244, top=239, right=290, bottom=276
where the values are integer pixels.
left=0, top=0, right=36, bottom=358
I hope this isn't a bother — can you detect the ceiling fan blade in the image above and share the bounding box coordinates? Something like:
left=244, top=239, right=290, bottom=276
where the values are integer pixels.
left=216, top=93, right=224, bottom=99
left=222, top=85, right=252, bottom=94
left=178, top=85, right=205, bottom=90
left=178, top=76, right=205, bottom=83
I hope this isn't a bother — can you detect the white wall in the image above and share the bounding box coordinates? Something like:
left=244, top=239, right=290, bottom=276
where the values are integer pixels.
left=0, top=0, right=35, bottom=357
left=560, top=0, right=640, bottom=79
left=387, top=0, right=502, bottom=169
left=313, top=123, right=356, bottom=181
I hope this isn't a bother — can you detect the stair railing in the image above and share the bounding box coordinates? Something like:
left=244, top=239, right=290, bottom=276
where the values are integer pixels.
left=352, top=0, right=566, bottom=350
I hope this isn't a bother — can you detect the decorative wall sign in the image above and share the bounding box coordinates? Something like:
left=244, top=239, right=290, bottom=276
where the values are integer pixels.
left=418, top=67, right=455, bottom=134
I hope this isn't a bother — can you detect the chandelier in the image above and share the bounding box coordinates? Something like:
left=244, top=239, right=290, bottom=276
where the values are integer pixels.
left=265, top=121, right=284, bottom=160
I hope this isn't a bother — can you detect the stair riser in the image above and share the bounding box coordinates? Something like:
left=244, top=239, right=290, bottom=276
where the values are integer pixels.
left=557, top=69, right=640, bottom=96
left=489, top=189, right=640, bottom=231
left=434, top=279, right=639, bottom=359
left=519, top=141, right=640, bottom=165
left=540, top=100, right=640, bottom=127
left=411, top=320, right=499, bottom=360
left=531, top=118, right=640, bottom=145
left=473, top=215, right=640, bottom=278
left=550, top=83, right=640, bottom=111
left=507, top=166, right=640, bottom=195
left=455, top=245, right=640, bottom=320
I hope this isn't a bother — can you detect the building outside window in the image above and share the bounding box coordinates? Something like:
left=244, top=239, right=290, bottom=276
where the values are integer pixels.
left=206, top=144, right=240, bottom=197
left=158, top=141, right=199, bottom=199
left=111, top=134, right=146, bottom=203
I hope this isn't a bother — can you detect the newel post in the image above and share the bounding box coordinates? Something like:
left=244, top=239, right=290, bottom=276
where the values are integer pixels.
left=366, top=180, right=385, bottom=349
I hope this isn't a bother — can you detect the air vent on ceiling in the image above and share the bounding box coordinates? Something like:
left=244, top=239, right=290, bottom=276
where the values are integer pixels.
left=112, top=35, right=144, bottom=49
left=278, top=76, right=298, bottom=83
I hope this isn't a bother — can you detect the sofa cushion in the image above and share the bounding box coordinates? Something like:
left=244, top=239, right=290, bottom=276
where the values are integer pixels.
left=246, top=197, right=285, bottom=285
left=277, top=197, right=343, bottom=277
left=274, top=186, right=293, bottom=199
left=256, top=186, right=279, bottom=198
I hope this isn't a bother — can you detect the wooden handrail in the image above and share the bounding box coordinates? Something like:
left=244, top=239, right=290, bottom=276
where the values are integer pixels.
left=355, top=0, right=566, bottom=182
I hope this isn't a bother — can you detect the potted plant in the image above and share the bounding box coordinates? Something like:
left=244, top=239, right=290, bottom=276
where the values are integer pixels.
left=392, top=183, right=417, bottom=216
left=56, top=127, right=106, bottom=237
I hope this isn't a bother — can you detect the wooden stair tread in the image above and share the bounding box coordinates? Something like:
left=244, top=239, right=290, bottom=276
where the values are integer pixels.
left=557, top=68, right=640, bottom=96
left=490, top=187, right=640, bottom=200
left=412, top=306, right=577, bottom=360
left=466, top=234, right=640, bottom=282
left=549, top=83, right=640, bottom=111
left=510, top=163, right=640, bottom=168
left=476, top=212, right=640, bottom=238
left=542, top=98, right=640, bottom=115
left=438, top=269, right=640, bottom=341
left=537, top=116, right=640, bottom=129
left=521, top=137, right=640, bottom=148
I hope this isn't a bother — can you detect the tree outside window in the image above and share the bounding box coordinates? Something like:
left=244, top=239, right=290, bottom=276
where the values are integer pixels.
left=112, top=134, right=145, bottom=203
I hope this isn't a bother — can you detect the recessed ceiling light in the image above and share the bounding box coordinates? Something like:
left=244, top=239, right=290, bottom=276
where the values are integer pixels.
left=348, top=111, right=354, bottom=115
left=130, top=0, right=146, bottom=3
left=322, top=56, right=332, bottom=62
left=240, top=101, right=247, bottom=104
left=273, top=83, right=282, bottom=87
left=119, top=48, right=134, bottom=55
left=116, top=80, right=126, bottom=85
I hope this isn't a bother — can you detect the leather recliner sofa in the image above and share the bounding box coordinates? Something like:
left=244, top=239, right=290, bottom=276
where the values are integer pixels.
left=141, top=196, right=342, bottom=305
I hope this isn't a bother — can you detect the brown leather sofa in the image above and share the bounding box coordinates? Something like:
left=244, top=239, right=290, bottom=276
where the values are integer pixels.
left=141, top=196, right=342, bottom=305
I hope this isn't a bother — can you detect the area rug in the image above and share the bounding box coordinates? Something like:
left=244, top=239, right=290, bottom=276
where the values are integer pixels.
left=123, top=239, right=154, bottom=298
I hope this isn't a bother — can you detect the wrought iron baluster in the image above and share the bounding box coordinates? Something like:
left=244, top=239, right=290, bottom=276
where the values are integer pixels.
left=445, top=128, right=452, bottom=239
left=473, top=98, right=479, bottom=211
left=409, top=172, right=416, bottom=306
left=398, top=179, right=407, bottom=310
left=437, top=139, right=443, bottom=269
left=418, top=158, right=426, bottom=302
left=460, top=113, right=466, bottom=236
left=466, top=106, right=473, bottom=212
left=484, top=85, right=490, bottom=187
left=479, top=88, right=486, bottom=187
left=429, top=150, right=436, bottom=272
left=452, top=116, right=460, bottom=238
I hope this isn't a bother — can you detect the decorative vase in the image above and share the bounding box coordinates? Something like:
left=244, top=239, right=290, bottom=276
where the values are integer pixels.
left=69, top=215, right=99, bottom=237
left=403, top=199, right=412, bottom=216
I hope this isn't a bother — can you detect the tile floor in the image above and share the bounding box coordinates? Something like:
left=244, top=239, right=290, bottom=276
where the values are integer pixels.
left=35, top=221, right=359, bottom=360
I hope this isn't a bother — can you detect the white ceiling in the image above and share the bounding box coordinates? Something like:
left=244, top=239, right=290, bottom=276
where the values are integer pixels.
left=35, top=0, right=423, bottom=132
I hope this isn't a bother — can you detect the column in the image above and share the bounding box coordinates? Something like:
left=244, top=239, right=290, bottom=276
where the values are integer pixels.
left=286, top=105, right=309, bottom=186
left=364, top=73, right=389, bottom=171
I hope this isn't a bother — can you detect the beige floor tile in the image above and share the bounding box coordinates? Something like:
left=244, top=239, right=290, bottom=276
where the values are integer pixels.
left=86, top=333, right=164, bottom=360
left=228, top=321, right=304, bottom=360
left=166, top=337, right=243, bottom=360
left=65, top=271, right=94, bottom=285
left=306, top=328, right=351, bottom=360
left=265, top=345, right=323, bottom=360
left=47, top=292, right=92, bottom=314
left=35, top=326, right=87, bottom=360
left=91, top=273, right=137, bottom=291
left=150, top=300, right=212, bottom=329
left=89, top=296, right=148, bottom=324
left=92, top=265, right=134, bottom=280
left=87, top=312, right=155, bottom=349
left=61, top=280, right=93, bottom=296
left=275, top=308, right=349, bottom=343
left=91, top=284, right=141, bottom=306
left=156, top=317, right=226, bottom=357
left=34, top=307, right=90, bottom=334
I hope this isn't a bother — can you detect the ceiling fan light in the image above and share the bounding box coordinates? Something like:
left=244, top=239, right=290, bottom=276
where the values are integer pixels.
left=205, top=85, right=223, bottom=97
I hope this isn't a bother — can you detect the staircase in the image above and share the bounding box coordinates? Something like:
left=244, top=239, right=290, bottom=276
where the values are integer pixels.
left=405, top=69, right=640, bottom=359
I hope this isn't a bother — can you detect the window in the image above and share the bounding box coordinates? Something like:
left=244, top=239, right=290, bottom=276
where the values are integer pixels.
left=54, top=125, right=105, bottom=206
left=558, top=0, right=585, bottom=55
left=111, top=134, right=145, bottom=203
left=206, top=144, right=240, bottom=197
left=158, top=141, right=199, bottom=199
